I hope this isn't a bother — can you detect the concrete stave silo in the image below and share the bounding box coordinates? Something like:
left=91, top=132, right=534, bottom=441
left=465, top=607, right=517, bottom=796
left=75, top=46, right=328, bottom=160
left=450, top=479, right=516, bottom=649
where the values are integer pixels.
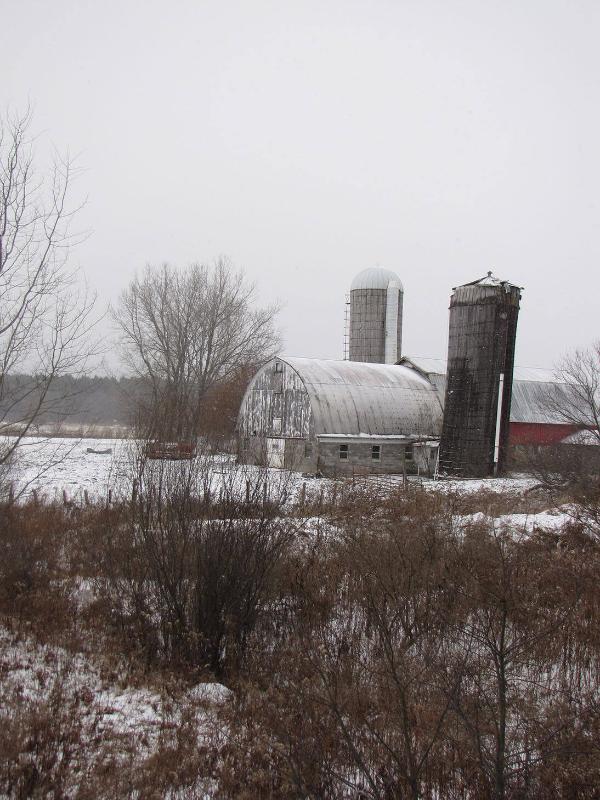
left=349, top=267, right=403, bottom=364
left=439, top=271, right=522, bottom=478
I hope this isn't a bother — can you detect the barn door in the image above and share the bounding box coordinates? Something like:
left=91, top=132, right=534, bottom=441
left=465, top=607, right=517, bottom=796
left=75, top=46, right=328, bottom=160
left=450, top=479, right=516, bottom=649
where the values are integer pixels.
left=266, top=437, right=285, bottom=468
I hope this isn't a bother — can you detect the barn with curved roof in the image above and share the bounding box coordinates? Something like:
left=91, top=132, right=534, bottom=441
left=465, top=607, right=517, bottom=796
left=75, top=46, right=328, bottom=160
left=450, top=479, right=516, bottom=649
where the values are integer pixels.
left=237, top=356, right=442, bottom=475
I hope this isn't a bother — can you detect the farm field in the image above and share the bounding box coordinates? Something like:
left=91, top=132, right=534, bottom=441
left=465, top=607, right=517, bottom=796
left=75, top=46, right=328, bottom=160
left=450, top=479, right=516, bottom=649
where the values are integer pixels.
left=5, top=435, right=541, bottom=505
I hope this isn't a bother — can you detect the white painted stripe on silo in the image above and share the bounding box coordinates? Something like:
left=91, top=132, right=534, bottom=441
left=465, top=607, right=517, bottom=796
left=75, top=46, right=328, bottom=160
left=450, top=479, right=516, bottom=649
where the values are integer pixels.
left=385, top=282, right=400, bottom=364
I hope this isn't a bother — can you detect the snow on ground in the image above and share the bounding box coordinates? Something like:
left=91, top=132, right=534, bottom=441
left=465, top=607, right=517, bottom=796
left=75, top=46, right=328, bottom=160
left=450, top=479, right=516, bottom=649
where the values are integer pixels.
left=458, top=506, right=574, bottom=533
left=5, top=435, right=543, bottom=504
left=6, top=437, right=308, bottom=504
left=8, top=437, right=132, bottom=502
left=0, top=625, right=230, bottom=738
left=0, top=624, right=230, bottom=788
left=424, top=475, right=540, bottom=494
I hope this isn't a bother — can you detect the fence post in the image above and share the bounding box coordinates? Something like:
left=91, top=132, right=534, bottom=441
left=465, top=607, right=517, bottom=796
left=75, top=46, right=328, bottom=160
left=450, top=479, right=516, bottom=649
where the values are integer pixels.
left=107, top=488, right=112, bottom=507
left=131, top=479, right=138, bottom=506
left=63, top=489, right=69, bottom=507
left=263, top=480, right=268, bottom=507
left=246, top=479, right=251, bottom=505
left=300, top=482, right=306, bottom=507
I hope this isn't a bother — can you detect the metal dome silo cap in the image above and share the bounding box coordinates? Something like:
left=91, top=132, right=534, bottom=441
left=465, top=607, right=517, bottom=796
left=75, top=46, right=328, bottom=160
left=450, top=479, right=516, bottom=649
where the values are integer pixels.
left=351, top=266, right=404, bottom=291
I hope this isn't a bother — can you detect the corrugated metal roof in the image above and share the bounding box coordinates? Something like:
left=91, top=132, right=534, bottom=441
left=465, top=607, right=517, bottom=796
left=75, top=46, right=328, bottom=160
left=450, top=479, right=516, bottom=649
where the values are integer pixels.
left=509, top=381, right=572, bottom=424
left=281, top=357, right=443, bottom=436
left=400, top=356, right=556, bottom=384
left=399, top=356, right=568, bottom=424
left=399, top=356, right=447, bottom=376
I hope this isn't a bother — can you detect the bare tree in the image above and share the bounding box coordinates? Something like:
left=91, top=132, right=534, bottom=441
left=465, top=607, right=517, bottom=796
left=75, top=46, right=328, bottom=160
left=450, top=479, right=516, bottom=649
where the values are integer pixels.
left=524, top=343, right=600, bottom=521
left=114, top=259, right=280, bottom=442
left=0, top=108, right=98, bottom=474
left=543, top=341, right=600, bottom=443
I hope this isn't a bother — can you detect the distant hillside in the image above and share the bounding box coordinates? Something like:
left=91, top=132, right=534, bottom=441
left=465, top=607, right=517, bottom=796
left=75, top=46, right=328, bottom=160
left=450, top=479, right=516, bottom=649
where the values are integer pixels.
left=0, top=370, right=253, bottom=439
left=0, top=374, right=142, bottom=427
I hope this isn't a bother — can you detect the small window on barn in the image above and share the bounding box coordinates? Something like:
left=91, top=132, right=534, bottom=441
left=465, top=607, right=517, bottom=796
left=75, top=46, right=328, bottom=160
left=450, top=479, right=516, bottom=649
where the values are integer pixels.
left=371, top=445, right=381, bottom=461
left=339, top=444, right=349, bottom=460
left=272, top=417, right=282, bottom=434
left=405, top=443, right=414, bottom=461
left=274, top=361, right=283, bottom=373
left=304, top=442, right=313, bottom=458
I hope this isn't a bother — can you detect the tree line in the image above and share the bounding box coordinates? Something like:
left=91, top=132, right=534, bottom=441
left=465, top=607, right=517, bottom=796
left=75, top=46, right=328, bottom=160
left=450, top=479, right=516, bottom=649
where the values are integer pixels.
left=0, top=371, right=252, bottom=439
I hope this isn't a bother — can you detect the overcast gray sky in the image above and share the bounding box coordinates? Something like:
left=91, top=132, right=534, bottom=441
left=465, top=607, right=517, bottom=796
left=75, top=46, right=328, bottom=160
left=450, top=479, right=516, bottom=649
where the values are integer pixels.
left=3, top=0, right=599, bottom=370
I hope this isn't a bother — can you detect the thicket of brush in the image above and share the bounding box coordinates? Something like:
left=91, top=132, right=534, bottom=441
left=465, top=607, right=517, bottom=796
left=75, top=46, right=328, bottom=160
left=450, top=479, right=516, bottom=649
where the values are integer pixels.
left=1, top=467, right=600, bottom=799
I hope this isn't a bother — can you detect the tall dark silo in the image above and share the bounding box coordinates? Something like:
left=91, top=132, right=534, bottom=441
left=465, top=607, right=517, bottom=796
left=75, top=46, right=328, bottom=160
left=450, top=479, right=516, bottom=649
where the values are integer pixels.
left=349, top=267, right=403, bottom=363
left=439, top=272, right=522, bottom=478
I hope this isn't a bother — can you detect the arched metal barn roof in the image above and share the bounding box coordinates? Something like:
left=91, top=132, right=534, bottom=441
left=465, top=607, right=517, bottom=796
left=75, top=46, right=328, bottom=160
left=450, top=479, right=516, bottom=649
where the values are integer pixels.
left=282, top=357, right=443, bottom=436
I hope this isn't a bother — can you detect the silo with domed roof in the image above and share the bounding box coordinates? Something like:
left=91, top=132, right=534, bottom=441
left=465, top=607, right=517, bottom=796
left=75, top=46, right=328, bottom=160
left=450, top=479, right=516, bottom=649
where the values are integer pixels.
left=349, top=267, right=403, bottom=364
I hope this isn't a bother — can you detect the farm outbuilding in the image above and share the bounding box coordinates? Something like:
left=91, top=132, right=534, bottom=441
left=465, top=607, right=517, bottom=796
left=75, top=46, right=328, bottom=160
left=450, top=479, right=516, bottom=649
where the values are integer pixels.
left=399, top=358, right=587, bottom=450
left=236, top=357, right=443, bottom=477
left=237, top=267, right=595, bottom=480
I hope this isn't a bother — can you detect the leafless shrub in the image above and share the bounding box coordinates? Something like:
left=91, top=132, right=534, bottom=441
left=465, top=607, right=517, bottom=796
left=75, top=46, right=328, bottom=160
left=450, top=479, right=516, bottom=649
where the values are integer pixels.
left=219, top=489, right=600, bottom=799
left=0, top=501, right=73, bottom=632
left=0, top=669, right=85, bottom=798
left=97, top=454, right=297, bottom=678
left=2, top=477, right=600, bottom=797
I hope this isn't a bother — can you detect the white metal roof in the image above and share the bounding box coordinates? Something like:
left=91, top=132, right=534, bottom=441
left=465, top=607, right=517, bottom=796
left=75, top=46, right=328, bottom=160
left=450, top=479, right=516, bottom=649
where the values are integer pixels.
left=399, top=356, right=573, bottom=425
left=400, top=356, right=556, bottom=384
left=281, top=356, right=443, bottom=436
left=350, top=267, right=404, bottom=292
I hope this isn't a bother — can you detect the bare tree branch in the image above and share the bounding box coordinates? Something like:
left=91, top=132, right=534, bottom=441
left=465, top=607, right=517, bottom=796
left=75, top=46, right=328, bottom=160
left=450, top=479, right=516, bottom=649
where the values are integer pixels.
left=0, top=107, right=100, bottom=478
left=114, top=258, right=280, bottom=441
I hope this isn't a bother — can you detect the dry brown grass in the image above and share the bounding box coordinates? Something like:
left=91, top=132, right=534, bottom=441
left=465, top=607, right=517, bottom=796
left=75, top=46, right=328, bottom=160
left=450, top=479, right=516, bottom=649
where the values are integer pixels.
left=1, top=478, right=599, bottom=798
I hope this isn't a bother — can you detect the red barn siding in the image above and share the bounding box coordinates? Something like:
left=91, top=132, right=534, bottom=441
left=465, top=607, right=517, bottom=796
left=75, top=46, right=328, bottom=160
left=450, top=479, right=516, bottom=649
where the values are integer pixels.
left=509, top=422, right=578, bottom=446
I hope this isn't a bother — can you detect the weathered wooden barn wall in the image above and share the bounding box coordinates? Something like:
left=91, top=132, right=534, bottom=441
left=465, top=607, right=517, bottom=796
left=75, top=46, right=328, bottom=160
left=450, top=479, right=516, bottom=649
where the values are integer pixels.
left=439, top=275, right=522, bottom=478
left=237, top=362, right=311, bottom=439
left=237, top=360, right=316, bottom=473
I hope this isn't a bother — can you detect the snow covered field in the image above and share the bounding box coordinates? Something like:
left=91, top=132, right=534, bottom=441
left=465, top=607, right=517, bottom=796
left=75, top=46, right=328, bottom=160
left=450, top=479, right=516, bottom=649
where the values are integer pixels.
left=0, top=624, right=230, bottom=796
left=6, top=436, right=306, bottom=504
left=5, top=436, right=542, bottom=504
left=7, top=437, right=134, bottom=502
